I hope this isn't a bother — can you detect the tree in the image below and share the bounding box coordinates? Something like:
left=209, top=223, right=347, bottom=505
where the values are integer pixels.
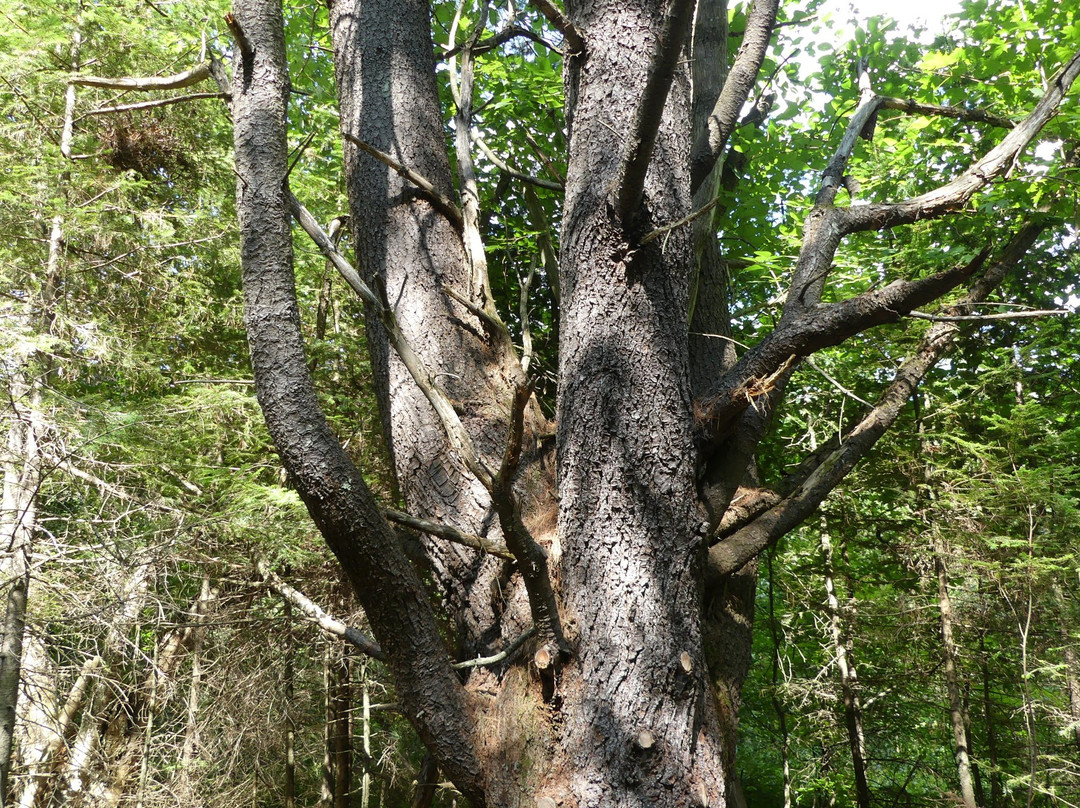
left=5, top=0, right=1078, bottom=805
left=223, top=0, right=1080, bottom=803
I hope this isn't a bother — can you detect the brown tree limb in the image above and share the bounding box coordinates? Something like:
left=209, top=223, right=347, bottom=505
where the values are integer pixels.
left=70, top=61, right=210, bottom=90
left=341, top=134, right=464, bottom=231
left=492, top=383, right=570, bottom=661
left=698, top=250, right=988, bottom=440
left=706, top=222, right=1046, bottom=580
left=841, top=48, right=1080, bottom=235
left=879, top=96, right=1014, bottom=129
left=689, top=0, right=780, bottom=192
left=474, top=134, right=564, bottom=191
left=616, top=0, right=696, bottom=223
left=230, top=2, right=484, bottom=798
left=383, top=508, right=514, bottom=560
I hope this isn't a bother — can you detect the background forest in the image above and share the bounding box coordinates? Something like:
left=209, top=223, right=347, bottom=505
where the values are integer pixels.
left=1, top=0, right=1078, bottom=805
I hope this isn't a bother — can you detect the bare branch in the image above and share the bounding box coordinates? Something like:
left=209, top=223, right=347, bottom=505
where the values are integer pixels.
left=616, top=0, right=696, bottom=223
left=342, top=133, right=464, bottom=231
left=841, top=48, right=1080, bottom=235
left=383, top=508, right=514, bottom=560
left=698, top=250, right=989, bottom=440
left=445, top=25, right=558, bottom=58
left=449, top=6, right=497, bottom=308
left=474, top=134, right=564, bottom=191
left=707, top=222, right=1046, bottom=579
left=689, top=0, right=780, bottom=193
left=286, top=191, right=496, bottom=490
left=83, top=92, right=229, bottom=116
left=879, top=96, right=1014, bottom=129
left=529, top=0, right=583, bottom=53
left=909, top=308, right=1069, bottom=322
left=70, top=61, right=210, bottom=91
left=258, top=561, right=385, bottom=659
left=452, top=626, right=537, bottom=669
left=491, top=382, right=570, bottom=660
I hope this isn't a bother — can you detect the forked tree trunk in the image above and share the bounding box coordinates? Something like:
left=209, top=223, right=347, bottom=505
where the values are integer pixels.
left=229, top=0, right=1079, bottom=801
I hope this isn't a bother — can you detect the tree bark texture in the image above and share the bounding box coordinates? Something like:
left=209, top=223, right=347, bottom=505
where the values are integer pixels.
left=552, top=0, right=728, bottom=803
left=231, top=0, right=486, bottom=799
left=329, top=0, right=545, bottom=658
left=230, top=0, right=1080, bottom=803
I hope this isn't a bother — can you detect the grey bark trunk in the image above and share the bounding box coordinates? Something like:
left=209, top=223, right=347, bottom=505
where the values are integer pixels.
left=552, top=0, right=729, bottom=802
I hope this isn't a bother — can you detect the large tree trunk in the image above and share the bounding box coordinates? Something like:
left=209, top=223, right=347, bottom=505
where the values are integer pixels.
left=229, top=0, right=1080, bottom=802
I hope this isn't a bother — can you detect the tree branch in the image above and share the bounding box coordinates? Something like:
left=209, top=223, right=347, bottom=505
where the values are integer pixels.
left=342, top=133, right=464, bottom=231
left=70, top=61, right=211, bottom=90
left=83, top=92, right=229, bottom=116
left=286, top=192, right=496, bottom=490
left=293, top=193, right=566, bottom=661
left=879, top=96, right=1014, bottom=129
left=230, top=1, right=483, bottom=794
left=452, top=626, right=537, bottom=669
left=474, top=134, right=564, bottom=191
left=383, top=508, right=514, bottom=560
left=529, top=0, right=583, bottom=53
left=689, top=0, right=780, bottom=193
left=491, top=382, right=570, bottom=662
left=697, top=250, right=989, bottom=442
left=258, top=560, right=385, bottom=659
left=616, top=0, right=696, bottom=223
left=909, top=308, right=1069, bottom=323
left=706, top=222, right=1046, bottom=579
left=840, top=48, right=1080, bottom=235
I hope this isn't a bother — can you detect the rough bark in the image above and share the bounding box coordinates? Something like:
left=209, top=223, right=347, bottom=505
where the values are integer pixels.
left=551, top=0, right=728, bottom=802
left=822, top=530, right=870, bottom=808
left=329, top=0, right=547, bottom=662
left=225, top=0, right=1080, bottom=804
left=230, top=0, right=485, bottom=798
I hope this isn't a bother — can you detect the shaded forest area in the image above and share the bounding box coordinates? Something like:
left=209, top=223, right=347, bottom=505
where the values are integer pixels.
left=1, top=0, right=1078, bottom=805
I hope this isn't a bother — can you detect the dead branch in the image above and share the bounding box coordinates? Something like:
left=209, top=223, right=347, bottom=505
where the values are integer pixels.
left=342, top=134, right=464, bottom=231
left=71, top=62, right=210, bottom=91
left=257, top=560, right=385, bottom=660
